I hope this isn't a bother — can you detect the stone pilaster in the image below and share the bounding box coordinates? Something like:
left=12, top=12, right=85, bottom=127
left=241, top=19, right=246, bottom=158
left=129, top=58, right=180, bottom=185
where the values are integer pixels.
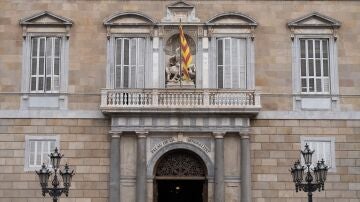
left=213, top=132, right=225, bottom=202
left=136, top=131, right=148, bottom=202
left=109, top=132, right=121, bottom=202
left=240, top=133, right=251, bottom=202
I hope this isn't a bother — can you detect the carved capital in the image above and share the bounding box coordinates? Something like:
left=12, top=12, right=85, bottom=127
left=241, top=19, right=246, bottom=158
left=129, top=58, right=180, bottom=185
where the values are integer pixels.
left=109, top=131, right=121, bottom=138
left=197, top=26, right=204, bottom=37
left=106, top=26, right=111, bottom=40
left=250, top=26, right=255, bottom=41
left=333, top=28, right=338, bottom=41
left=207, top=27, right=214, bottom=38
left=213, top=132, right=226, bottom=139
left=290, top=27, right=295, bottom=41
left=136, top=131, right=148, bottom=138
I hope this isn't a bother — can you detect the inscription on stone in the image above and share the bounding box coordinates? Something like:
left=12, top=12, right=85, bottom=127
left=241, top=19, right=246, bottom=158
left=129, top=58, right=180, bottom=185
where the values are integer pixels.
left=185, top=138, right=210, bottom=153
left=150, top=137, right=210, bottom=154
left=150, top=137, right=176, bottom=154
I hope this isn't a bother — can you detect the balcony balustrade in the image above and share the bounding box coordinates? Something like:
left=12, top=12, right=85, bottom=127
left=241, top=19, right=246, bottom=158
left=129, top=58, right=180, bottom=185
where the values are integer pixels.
left=100, top=88, right=261, bottom=114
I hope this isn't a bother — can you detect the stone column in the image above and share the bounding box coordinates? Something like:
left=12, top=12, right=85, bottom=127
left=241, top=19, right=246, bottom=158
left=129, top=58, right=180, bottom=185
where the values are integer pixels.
left=136, top=131, right=148, bottom=202
left=240, top=134, right=251, bottom=202
left=109, top=132, right=121, bottom=202
left=213, top=132, right=225, bottom=202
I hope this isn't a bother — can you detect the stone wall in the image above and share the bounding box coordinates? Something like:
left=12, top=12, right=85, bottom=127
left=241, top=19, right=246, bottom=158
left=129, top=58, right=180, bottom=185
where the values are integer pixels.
left=0, top=118, right=110, bottom=202
left=0, top=0, right=360, bottom=110
left=251, top=119, right=360, bottom=202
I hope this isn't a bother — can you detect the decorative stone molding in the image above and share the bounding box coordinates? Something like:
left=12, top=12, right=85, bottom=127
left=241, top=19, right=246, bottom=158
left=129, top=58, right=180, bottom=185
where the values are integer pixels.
left=213, top=132, right=226, bottom=139
left=147, top=142, right=214, bottom=178
left=111, top=115, right=251, bottom=133
left=136, top=131, right=149, bottom=138
left=19, top=11, right=73, bottom=38
left=19, top=11, right=72, bottom=110
left=287, top=12, right=341, bottom=41
left=109, top=131, right=122, bottom=138
left=288, top=12, right=341, bottom=111
left=161, top=1, right=200, bottom=23
left=206, top=12, right=258, bottom=36
left=103, top=12, right=156, bottom=38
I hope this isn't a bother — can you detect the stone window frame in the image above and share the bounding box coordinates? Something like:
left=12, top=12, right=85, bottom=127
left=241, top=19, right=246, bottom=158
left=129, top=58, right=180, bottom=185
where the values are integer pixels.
left=19, top=11, right=72, bottom=110
left=24, top=135, right=60, bottom=171
left=300, top=136, right=336, bottom=172
left=288, top=12, right=341, bottom=111
left=103, top=12, right=155, bottom=89
left=206, top=12, right=257, bottom=89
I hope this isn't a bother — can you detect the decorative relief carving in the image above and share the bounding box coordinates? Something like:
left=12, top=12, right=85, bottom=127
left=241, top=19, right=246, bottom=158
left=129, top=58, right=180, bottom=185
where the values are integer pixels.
left=156, top=150, right=206, bottom=177
left=162, top=1, right=200, bottom=23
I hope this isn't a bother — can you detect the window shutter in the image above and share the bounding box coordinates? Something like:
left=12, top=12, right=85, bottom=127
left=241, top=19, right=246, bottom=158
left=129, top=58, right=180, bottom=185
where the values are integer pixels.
left=217, top=39, right=224, bottom=88
left=30, top=38, right=39, bottom=92
left=130, top=38, right=137, bottom=88
left=123, top=39, right=130, bottom=88
left=53, top=37, right=61, bottom=92
left=307, top=141, right=332, bottom=169
left=137, top=38, right=145, bottom=88
left=38, top=37, right=46, bottom=91
left=231, top=38, right=240, bottom=88
left=45, top=38, right=53, bottom=92
left=29, top=141, right=36, bottom=166
left=239, top=39, right=247, bottom=89
left=224, top=38, right=231, bottom=88
left=115, top=39, right=122, bottom=88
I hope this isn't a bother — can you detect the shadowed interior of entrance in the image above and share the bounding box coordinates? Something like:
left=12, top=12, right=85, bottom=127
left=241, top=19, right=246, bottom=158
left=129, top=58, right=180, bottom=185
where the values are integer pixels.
left=154, top=149, right=208, bottom=202
left=157, top=180, right=204, bottom=202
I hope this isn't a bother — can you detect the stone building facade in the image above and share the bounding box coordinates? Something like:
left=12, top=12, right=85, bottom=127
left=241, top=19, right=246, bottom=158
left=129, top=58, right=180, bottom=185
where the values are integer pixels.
left=0, top=1, right=359, bottom=202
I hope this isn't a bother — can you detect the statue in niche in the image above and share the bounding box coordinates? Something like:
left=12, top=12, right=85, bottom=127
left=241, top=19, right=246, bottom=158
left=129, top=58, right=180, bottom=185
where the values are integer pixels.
left=165, top=34, right=196, bottom=87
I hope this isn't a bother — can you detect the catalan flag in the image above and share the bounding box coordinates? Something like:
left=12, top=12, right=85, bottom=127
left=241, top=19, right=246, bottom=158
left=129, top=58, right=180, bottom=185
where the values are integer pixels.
left=179, top=25, right=192, bottom=81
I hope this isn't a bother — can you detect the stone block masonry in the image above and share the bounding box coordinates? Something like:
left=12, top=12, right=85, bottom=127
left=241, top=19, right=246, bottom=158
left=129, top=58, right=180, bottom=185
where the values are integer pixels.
left=251, top=119, right=360, bottom=202
left=0, top=118, right=110, bottom=202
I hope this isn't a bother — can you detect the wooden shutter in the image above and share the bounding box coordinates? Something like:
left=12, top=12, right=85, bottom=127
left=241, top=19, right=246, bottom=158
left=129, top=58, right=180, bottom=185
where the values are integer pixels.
left=136, top=38, right=145, bottom=88
left=223, top=38, right=231, bottom=88
left=115, top=38, right=145, bottom=88
left=217, top=38, right=247, bottom=88
left=217, top=39, right=224, bottom=88
left=115, top=38, right=122, bottom=88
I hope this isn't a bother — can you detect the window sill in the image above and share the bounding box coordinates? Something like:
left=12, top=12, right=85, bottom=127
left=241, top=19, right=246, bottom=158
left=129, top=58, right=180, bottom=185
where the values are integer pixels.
left=294, top=94, right=338, bottom=111
left=21, top=94, right=67, bottom=110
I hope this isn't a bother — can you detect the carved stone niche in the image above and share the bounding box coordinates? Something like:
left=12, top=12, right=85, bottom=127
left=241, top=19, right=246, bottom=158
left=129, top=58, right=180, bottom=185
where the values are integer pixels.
left=164, top=29, right=197, bottom=87
left=162, top=1, right=200, bottom=23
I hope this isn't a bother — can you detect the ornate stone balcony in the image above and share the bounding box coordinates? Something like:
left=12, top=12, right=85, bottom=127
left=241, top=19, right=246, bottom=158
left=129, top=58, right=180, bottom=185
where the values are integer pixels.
left=100, top=88, right=261, bottom=114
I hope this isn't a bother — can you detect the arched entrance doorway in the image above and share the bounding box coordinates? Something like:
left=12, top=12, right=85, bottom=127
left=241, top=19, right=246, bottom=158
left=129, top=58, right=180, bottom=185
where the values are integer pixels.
left=154, top=149, right=207, bottom=202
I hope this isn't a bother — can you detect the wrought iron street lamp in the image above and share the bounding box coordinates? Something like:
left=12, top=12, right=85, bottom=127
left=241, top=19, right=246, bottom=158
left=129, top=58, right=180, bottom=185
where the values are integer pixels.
left=36, top=148, right=75, bottom=202
left=290, top=144, right=328, bottom=202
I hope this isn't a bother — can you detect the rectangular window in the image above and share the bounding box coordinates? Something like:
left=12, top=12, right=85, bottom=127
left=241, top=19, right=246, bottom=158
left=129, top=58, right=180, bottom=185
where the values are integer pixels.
left=24, top=136, right=59, bottom=171
left=115, top=38, right=145, bottom=88
left=216, top=38, right=247, bottom=89
left=300, top=39, right=329, bottom=94
left=30, top=37, right=61, bottom=93
left=300, top=136, right=336, bottom=172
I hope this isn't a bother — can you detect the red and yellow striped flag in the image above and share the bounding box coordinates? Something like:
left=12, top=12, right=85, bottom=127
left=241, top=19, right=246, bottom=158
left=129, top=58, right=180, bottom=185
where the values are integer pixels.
left=179, top=25, right=192, bottom=81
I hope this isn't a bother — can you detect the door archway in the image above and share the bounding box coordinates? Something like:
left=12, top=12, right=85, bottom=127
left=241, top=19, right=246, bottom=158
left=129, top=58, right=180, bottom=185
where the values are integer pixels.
left=154, top=149, right=208, bottom=202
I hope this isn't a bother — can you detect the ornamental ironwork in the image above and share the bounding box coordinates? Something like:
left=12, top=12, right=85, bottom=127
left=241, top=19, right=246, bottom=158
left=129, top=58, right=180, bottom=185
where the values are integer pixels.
left=156, top=150, right=206, bottom=177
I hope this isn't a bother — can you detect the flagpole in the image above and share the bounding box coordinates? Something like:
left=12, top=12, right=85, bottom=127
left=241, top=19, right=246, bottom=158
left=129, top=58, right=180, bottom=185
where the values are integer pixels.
left=179, top=19, right=182, bottom=88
